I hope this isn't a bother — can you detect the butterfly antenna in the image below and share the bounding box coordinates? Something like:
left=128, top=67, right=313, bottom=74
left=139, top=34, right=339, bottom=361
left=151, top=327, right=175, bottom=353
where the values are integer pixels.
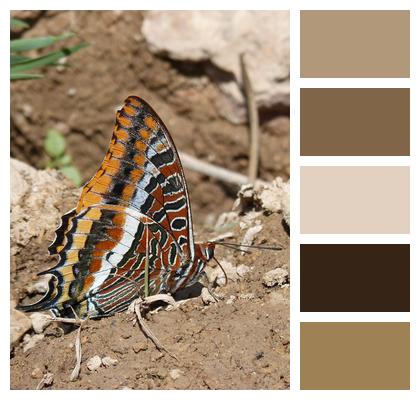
left=213, top=256, right=228, bottom=286
left=215, top=242, right=252, bottom=254
left=212, top=241, right=283, bottom=251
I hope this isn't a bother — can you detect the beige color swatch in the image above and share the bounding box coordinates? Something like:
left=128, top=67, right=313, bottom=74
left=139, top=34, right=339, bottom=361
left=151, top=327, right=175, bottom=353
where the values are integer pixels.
left=301, top=11, right=410, bottom=77
left=300, top=166, right=410, bottom=233
left=301, top=322, right=410, bottom=389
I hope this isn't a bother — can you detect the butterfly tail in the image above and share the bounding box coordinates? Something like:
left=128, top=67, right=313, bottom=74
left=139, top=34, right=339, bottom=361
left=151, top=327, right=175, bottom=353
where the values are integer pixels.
left=16, top=271, right=63, bottom=313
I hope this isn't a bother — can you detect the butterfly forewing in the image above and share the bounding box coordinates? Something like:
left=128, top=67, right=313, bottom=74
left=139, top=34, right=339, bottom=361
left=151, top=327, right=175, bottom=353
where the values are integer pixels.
left=21, top=97, right=195, bottom=318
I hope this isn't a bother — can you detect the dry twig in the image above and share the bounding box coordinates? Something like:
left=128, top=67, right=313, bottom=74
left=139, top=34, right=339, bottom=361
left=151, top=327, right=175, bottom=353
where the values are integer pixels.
left=240, top=53, right=260, bottom=183
left=179, top=152, right=266, bottom=186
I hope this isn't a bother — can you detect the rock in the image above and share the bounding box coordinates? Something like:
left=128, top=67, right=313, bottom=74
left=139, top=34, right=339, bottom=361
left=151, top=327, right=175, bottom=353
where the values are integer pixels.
left=10, top=301, right=32, bottom=346
left=241, top=225, right=263, bottom=254
left=259, top=178, right=290, bottom=225
left=87, top=355, right=102, bottom=371
left=22, top=333, right=45, bottom=352
left=10, top=158, right=79, bottom=258
left=31, top=367, right=44, bottom=379
left=236, top=264, right=250, bottom=278
left=30, top=312, right=51, bottom=334
left=142, top=11, right=289, bottom=124
left=225, top=295, right=236, bottom=305
left=169, top=369, right=183, bottom=380
left=102, top=356, right=118, bottom=368
left=262, top=267, right=289, bottom=288
left=132, top=342, right=148, bottom=353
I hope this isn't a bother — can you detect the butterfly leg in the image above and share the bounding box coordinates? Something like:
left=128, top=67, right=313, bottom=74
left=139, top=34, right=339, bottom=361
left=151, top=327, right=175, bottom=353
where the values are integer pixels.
left=130, top=297, right=179, bottom=361
left=199, top=272, right=222, bottom=303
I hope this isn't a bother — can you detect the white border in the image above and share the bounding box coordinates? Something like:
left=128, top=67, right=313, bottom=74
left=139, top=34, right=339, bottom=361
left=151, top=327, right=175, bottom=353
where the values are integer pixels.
left=3, top=0, right=419, bottom=398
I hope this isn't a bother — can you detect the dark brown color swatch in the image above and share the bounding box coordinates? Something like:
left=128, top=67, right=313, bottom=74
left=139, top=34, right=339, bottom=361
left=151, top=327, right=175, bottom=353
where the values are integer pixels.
left=300, top=10, right=410, bottom=77
left=300, top=244, right=410, bottom=312
left=300, top=322, right=410, bottom=390
left=300, top=88, right=410, bottom=156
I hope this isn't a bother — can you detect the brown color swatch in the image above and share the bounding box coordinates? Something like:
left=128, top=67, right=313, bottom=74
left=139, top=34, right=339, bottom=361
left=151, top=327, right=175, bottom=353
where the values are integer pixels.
left=300, top=244, right=410, bottom=312
left=300, top=322, right=410, bottom=389
left=301, top=11, right=410, bottom=77
left=300, top=88, right=410, bottom=156
left=300, top=166, right=410, bottom=234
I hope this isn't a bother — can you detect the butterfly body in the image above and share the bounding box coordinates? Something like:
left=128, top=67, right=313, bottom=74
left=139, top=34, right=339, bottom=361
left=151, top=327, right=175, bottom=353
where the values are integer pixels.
left=19, top=96, right=214, bottom=318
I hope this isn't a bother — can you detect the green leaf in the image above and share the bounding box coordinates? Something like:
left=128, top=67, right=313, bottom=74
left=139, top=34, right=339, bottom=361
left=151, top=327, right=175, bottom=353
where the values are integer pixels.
left=11, top=54, right=31, bottom=65
left=11, top=18, right=29, bottom=29
left=10, top=42, right=88, bottom=73
left=11, top=72, right=43, bottom=80
left=55, top=153, right=72, bottom=167
left=59, top=165, right=82, bottom=187
left=10, top=32, right=74, bottom=53
left=44, top=129, right=66, bottom=158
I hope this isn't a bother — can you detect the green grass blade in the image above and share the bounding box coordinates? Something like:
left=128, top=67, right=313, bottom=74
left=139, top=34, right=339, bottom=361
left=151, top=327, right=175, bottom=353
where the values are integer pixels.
left=11, top=43, right=88, bottom=73
left=11, top=54, right=31, bottom=65
left=10, top=32, right=74, bottom=52
left=11, top=72, right=43, bottom=80
left=11, top=18, right=29, bottom=29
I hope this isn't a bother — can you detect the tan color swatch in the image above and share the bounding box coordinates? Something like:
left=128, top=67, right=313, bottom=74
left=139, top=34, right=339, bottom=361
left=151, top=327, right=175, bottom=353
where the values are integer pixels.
left=300, top=88, right=410, bottom=156
left=300, top=322, right=410, bottom=390
left=301, top=11, right=410, bottom=77
left=300, top=166, right=410, bottom=233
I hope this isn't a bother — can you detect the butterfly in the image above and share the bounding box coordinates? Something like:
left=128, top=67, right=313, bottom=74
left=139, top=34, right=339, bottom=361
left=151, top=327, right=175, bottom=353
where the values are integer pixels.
left=19, top=96, right=216, bottom=319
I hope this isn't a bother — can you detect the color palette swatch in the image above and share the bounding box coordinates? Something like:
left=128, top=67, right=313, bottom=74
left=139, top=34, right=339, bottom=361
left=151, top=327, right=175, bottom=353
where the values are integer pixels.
left=300, top=244, right=410, bottom=312
left=300, top=10, right=410, bottom=77
left=300, top=166, right=410, bottom=234
left=300, top=88, right=410, bottom=156
left=300, top=323, right=410, bottom=389
left=299, top=9, right=411, bottom=390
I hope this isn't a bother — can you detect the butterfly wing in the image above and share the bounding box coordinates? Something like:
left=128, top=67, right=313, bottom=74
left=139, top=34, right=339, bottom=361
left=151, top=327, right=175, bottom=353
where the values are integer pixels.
left=19, top=96, right=195, bottom=318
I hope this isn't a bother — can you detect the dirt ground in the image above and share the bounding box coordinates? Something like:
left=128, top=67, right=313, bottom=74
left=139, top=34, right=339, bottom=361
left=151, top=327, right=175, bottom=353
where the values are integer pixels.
left=11, top=211, right=290, bottom=390
left=10, top=10, right=290, bottom=390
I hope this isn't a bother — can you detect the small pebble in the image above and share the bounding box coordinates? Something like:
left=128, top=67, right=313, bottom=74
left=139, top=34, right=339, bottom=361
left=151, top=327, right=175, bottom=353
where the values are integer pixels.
left=67, top=87, right=77, bottom=97
left=102, top=356, right=118, bottom=368
left=121, top=332, right=131, bottom=339
left=87, top=355, right=102, bottom=371
left=262, top=267, right=289, bottom=288
left=226, top=295, right=236, bottom=305
left=236, top=264, right=250, bottom=278
left=169, top=369, right=183, bottom=380
left=30, top=312, right=51, bottom=334
left=31, top=367, right=43, bottom=379
left=132, top=342, right=148, bottom=353
left=21, top=104, right=32, bottom=118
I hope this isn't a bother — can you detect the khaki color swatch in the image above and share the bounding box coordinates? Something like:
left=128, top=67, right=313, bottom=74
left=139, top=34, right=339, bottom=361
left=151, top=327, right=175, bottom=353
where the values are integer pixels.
left=300, top=88, right=410, bottom=156
left=300, top=322, right=410, bottom=389
left=301, top=11, right=410, bottom=77
left=300, top=166, right=410, bottom=234
left=300, top=244, right=410, bottom=312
